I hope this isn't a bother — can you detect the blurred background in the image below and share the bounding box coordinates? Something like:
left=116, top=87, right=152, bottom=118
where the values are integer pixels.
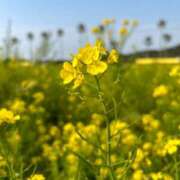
left=0, top=0, right=180, bottom=60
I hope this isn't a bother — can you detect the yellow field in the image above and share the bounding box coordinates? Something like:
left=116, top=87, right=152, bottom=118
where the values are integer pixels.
left=0, top=42, right=179, bottom=180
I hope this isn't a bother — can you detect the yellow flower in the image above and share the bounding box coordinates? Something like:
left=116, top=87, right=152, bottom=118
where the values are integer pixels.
left=27, top=174, right=45, bottom=180
left=73, top=73, right=84, bottom=89
left=60, top=42, right=113, bottom=87
left=78, top=44, right=95, bottom=65
left=142, top=142, right=152, bottom=151
left=122, top=19, right=129, bottom=26
left=63, top=123, right=74, bottom=135
left=94, top=158, right=103, bottom=165
left=91, top=113, right=104, bottom=125
left=169, top=66, right=180, bottom=77
left=153, top=85, right=168, bottom=98
left=42, top=144, right=58, bottom=161
left=132, top=170, right=145, bottom=180
left=33, top=92, right=45, bottom=104
left=132, top=20, right=139, bottom=27
left=72, top=54, right=82, bottom=67
left=87, top=61, right=107, bottom=75
left=49, top=126, right=60, bottom=137
left=60, top=62, right=77, bottom=84
left=142, top=114, right=160, bottom=131
left=119, top=27, right=128, bottom=35
left=122, top=133, right=136, bottom=146
left=66, top=154, right=78, bottom=165
left=21, top=80, right=37, bottom=90
left=0, top=108, right=20, bottom=125
left=60, top=62, right=84, bottom=89
left=164, top=138, right=180, bottom=155
left=10, top=99, right=25, bottom=113
left=102, top=18, right=115, bottom=26
left=95, top=40, right=107, bottom=55
left=150, top=172, right=163, bottom=180
left=108, top=49, right=119, bottom=64
left=91, top=26, right=101, bottom=34
left=100, top=167, right=109, bottom=178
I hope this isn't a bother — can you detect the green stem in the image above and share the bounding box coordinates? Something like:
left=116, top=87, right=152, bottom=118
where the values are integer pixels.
left=106, top=118, right=111, bottom=167
left=95, top=76, right=116, bottom=180
left=174, top=155, right=179, bottom=180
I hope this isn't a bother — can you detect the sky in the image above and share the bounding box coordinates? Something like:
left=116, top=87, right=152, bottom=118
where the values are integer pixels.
left=0, top=0, right=180, bottom=58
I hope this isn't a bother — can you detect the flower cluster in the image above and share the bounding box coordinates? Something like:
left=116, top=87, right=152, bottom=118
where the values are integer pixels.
left=119, top=19, right=139, bottom=36
left=142, top=114, right=160, bottom=131
left=162, top=138, right=180, bottom=155
left=60, top=41, right=119, bottom=89
left=0, top=108, right=20, bottom=125
left=102, top=18, right=115, bottom=26
left=27, top=174, right=45, bottom=180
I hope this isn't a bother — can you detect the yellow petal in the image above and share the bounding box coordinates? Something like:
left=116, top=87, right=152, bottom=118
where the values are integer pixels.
left=73, top=73, right=84, bottom=89
left=108, top=49, right=119, bottom=64
left=87, top=61, right=108, bottom=75
left=96, top=61, right=108, bottom=73
left=63, top=62, right=74, bottom=72
left=60, top=69, right=75, bottom=84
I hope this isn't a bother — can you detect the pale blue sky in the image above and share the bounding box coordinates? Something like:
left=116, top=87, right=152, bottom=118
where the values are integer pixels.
left=0, top=0, right=180, bottom=58
left=1, top=0, right=180, bottom=28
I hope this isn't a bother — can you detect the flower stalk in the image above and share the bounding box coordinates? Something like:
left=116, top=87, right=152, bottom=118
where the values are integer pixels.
left=95, top=76, right=116, bottom=180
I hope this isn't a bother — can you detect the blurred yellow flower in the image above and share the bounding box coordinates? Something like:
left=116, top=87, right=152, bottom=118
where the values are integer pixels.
left=33, top=92, right=45, bottom=104
left=153, top=85, right=168, bottom=98
left=122, top=19, right=129, bottom=26
left=73, top=73, right=84, bottom=89
left=132, top=20, right=139, bottom=27
left=10, top=99, right=25, bottom=113
left=100, top=167, right=109, bottom=178
left=119, top=27, right=128, bottom=35
left=108, top=49, right=119, bottom=64
left=27, top=174, right=45, bottom=180
left=132, top=170, right=145, bottom=180
left=91, top=26, right=101, bottom=34
left=0, top=108, right=20, bottom=125
left=169, top=66, right=180, bottom=77
left=102, top=18, right=115, bottom=26
left=163, top=138, right=180, bottom=155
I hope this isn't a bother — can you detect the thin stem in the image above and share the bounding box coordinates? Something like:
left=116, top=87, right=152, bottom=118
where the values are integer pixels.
left=174, top=155, right=179, bottom=180
left=95, top=76, right=116, bottom=180
left=112, top=97, right=118, bottom=120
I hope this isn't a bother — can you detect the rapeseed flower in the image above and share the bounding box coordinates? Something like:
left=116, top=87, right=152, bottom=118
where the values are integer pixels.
left=163, top=138, right=180, bottom=155
left=122, top=19, right=129, bottom=26
left=27, top=174, right=45, bottom=180
left=33, top=92, right=45, bottom=104
left=0, top=108, right=20, bottom=125
left=107, top=49, right=119, bottom=64
left=60, top=41, right=117, bottom=88
left=102, top=18, right=115, bottom=26
left=153, top=85, right=168, bottom=98
left=10, top=99, right=25, bottom=113
left=169, top=66, right=180, bottom=77
left=132, top=20, right=139, bottom=27
left=60, top=62, right=77, bottom=84
left=132, top=170, right=145, bottom=180
left=87, top=61, right=107, bottom=75
left=119, top=27, right=128, bottom=36
left=91, top=26, right=101, bottom=34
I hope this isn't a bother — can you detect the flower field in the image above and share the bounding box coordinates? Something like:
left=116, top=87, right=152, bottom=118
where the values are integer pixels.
left=0, top=13, right=179, bottom=180
left=0, top=46, right=179, bottom=179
